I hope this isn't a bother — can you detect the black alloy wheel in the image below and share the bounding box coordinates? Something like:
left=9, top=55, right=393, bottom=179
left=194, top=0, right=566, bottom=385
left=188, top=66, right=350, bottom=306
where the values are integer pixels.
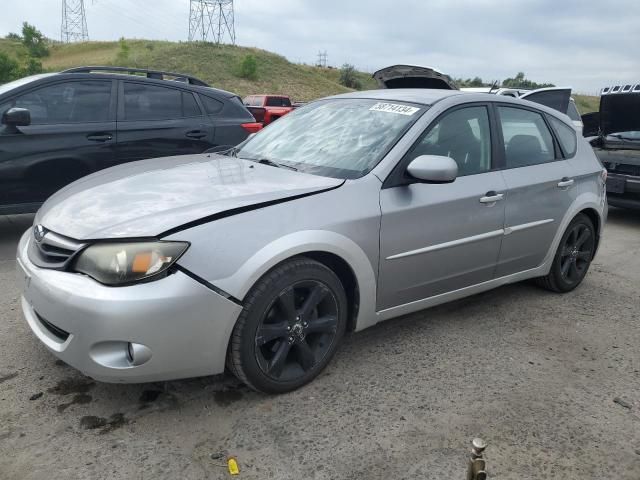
left=254, top=280, right=339, bottom=382
left=537, top=213, right=596, bottom=293
left=227, top=257, right=347, bottom=393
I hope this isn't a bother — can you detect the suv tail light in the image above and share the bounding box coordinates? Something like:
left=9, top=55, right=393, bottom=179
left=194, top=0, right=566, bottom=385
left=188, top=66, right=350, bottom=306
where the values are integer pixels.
left=601, top=168, right=607, bottom=183
left=241, top=122, right=263, bottom=134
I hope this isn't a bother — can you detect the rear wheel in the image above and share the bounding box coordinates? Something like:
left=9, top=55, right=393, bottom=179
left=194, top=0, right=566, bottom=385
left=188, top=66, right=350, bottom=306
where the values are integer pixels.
left=536, top=213, right=596, bottom=293
left=227, top=257, right=347, bottom=393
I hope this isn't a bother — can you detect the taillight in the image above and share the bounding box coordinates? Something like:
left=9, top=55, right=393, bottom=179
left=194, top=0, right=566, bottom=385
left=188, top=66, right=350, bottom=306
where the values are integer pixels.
left=601, top=168, right=607, bottom=183
left=241, top=122, right=263, bottom=134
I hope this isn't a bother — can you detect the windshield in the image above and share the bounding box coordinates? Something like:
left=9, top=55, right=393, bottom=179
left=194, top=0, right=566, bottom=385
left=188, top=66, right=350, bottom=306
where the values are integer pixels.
left=0, top=74, right=54, bottom=96
left=236, top=98, right=425, bottom=179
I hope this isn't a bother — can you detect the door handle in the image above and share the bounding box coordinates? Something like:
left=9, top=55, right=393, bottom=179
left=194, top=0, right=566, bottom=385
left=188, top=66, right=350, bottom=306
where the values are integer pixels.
left=185, top=130, right=207, bottom=139
left=557, top=177, right=575, bottom=188
left=86, top=133, right=113, bottom=142
left=479, top=191, right=504, bottom=204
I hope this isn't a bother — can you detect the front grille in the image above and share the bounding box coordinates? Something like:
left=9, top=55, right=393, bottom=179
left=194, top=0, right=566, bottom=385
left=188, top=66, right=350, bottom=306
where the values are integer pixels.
left=28, top=227, right=85, bottom=270
left=35, top=312, right=70, bottom=341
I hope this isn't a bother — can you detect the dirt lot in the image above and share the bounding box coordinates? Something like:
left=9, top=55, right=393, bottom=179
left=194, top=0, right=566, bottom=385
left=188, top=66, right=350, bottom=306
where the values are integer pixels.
left=0, top=210, right=639, bottom=480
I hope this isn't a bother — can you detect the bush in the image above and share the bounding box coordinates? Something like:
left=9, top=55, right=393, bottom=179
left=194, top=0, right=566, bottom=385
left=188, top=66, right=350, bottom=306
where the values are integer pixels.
left=238, top=54, right=258, bottom=80
left=116, top=38, right=130, bottom=63
left=22, top=57, right=43, bottom=76
left=0, top=52, right=20, bottom=83
left=339, top=64, right=362, bottom=90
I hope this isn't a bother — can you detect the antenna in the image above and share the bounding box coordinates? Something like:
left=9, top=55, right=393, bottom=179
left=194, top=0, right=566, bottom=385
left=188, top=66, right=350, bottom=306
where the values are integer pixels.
left=61, top=0, right=89, bottom=43
left=189, top=0, right=236, bottom=45
left=317, top=50, right=328, bottom=68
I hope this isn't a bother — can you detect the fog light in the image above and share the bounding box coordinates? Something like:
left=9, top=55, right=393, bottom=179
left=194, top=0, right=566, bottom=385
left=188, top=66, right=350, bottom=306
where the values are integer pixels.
left=126, top=342, right=152, bottom=366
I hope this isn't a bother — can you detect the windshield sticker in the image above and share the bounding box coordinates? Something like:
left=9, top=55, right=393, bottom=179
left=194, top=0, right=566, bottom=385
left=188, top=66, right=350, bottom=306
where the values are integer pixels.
left=369, top=103, right=420, bottom=116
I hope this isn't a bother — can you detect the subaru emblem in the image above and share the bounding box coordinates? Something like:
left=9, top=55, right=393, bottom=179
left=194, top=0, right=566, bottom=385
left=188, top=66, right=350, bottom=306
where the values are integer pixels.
left=33, top=224, right=46, bottom=243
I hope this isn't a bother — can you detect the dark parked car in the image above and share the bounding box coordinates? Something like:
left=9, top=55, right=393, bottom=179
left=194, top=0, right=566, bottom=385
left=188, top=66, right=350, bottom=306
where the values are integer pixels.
left=583, top=84, right=640, bottom=209
left=0, top=66, right=261, bottom=214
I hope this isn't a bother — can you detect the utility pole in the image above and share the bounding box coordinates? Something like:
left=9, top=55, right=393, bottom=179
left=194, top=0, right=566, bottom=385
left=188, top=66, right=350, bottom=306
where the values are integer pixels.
left=317, top=50, right=328, bottom=68
left=61, top=0, right=89, bottom=43
left=189, top=0, right=236, bottom=45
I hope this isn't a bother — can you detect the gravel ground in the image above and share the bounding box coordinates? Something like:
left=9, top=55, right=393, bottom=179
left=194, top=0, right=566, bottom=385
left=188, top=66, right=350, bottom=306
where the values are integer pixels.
left=0, top=209, right=639, bottom=479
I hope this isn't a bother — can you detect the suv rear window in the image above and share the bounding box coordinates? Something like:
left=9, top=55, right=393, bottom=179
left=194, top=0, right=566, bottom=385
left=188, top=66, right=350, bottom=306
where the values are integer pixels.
left=123, top=83, right=201, bottom=120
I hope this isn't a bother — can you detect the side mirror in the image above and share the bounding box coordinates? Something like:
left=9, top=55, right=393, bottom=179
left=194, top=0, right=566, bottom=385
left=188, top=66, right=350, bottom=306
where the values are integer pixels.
left=406, top=155, right=458, bottom=183
left=2, top=107, right=31, bottom=128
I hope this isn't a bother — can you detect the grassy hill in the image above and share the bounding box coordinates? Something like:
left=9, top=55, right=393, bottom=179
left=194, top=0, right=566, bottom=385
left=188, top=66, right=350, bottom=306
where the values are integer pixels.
left=1, top=39, right=377, bottom=102
left=1, top=38, right=598, bottom=111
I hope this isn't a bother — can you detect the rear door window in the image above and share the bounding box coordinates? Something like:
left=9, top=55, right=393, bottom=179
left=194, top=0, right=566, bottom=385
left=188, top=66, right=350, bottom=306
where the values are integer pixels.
left=9, top=81, right=112, bottom=124
left=498, top=106, right=556, bottom=168
left=123, top=83, right=201, bottom=120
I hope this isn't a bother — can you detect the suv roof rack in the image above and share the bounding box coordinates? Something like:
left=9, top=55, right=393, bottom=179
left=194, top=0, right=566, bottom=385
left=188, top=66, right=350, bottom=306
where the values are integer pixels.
left=60, top=66, right=210, bottom=87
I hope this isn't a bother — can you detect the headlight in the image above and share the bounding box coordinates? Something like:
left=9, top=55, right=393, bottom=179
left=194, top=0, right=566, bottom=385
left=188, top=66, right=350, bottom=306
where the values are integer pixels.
left=73, top=241, right=189, bottom=286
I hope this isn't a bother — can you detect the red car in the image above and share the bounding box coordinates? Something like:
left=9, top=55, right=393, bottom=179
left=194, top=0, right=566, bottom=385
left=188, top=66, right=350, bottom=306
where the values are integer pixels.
left=243, top=95, right=295, bottom=125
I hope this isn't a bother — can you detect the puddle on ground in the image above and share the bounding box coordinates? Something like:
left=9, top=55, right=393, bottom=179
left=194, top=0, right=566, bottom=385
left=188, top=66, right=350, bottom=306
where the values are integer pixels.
left=80, top=413, right=128, bottom=434
left=48, top=378, right=95, bottom=395
left=57, top=393, right=92, bottom=413
left=0, top=372, right=18, bottom=385
left=139, top=390, right=162, bottom=403
left=214, top=389, right=243, bottom=406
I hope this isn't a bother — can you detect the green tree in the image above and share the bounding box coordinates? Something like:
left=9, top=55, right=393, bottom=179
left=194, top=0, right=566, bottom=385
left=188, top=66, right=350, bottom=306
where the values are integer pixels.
left=339, top=63, right=362, bottom=90
left=238, top=54, right=258, bottom=80
left=5, top=32, right=21, bottom=40
left=21, top=22, right=49, bottom=58
left=502, top=72, right=554, bottom=89
left=0, top=52, right=21, bottom=82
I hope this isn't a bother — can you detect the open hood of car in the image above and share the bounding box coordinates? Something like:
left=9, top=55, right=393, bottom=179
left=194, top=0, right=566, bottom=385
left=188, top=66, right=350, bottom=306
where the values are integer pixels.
left=599, top=91, right=640, bottom=136
left=373, top=65, right=458, bottom=90
left=35, top=154, right=343, bottom=240
left=520, top=87, right=572, bottom=115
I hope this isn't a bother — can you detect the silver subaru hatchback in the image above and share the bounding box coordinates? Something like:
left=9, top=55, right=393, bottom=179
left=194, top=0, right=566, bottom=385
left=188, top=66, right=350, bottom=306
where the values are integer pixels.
left=16, top=89, right=607, bottom=393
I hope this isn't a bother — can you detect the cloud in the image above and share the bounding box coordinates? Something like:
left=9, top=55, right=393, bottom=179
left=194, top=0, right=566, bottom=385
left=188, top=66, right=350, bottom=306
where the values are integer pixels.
left=1, top=0, right=638, bottom=92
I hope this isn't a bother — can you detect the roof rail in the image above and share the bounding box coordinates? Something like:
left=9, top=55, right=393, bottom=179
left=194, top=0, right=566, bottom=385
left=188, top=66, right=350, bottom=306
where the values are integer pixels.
left=60, top=66, right=210, bottom=87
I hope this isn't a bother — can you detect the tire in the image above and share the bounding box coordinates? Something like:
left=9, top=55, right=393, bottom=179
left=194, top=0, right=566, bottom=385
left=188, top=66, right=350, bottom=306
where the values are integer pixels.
left=536, top=213, right=596, bottom=293
left=227, top=257, right=348, bottom=393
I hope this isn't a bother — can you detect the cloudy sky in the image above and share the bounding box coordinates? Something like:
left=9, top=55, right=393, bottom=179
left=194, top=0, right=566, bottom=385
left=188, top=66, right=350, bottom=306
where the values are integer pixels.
left=1, top=0, right=638, bottom=93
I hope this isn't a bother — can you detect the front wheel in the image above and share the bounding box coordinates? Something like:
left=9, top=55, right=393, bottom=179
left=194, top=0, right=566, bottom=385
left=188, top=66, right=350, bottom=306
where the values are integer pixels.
left=227, top=257, right=347, bottom=393
left=536, top=213, right=596, bottom=293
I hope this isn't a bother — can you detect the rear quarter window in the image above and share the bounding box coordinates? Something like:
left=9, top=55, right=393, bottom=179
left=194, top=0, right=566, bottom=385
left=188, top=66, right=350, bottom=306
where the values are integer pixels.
left=549, top=116, right=577, bottom=158
left=200, top=95, right=224, bottom=115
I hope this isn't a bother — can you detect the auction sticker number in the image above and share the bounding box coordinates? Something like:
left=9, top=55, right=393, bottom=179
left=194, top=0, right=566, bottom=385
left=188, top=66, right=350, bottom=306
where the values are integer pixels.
left=369, top=102, right=419, bottom=116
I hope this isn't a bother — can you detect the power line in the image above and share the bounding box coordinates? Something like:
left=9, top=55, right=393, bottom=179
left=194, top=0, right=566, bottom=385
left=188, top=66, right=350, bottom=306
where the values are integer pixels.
left=188, top=0, right=235, bottom=44
left=61, top=0, right=89, bottom=42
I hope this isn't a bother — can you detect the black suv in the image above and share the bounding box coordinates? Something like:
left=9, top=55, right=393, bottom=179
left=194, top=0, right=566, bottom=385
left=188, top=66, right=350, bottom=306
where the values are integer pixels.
left=0, top=66, right=260, bottom=214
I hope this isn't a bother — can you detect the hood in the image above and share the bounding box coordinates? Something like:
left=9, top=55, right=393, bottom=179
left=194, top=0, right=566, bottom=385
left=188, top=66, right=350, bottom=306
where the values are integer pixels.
left=36, top=154, right=343, bottom=240
left=599, top=91, right=640, bottom=136
left=373, top=65, right=458, bottom=90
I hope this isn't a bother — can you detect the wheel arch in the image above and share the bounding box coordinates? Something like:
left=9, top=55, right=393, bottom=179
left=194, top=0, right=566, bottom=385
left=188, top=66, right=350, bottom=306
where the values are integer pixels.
left=213, top=230, right=378, bottom=333
left=577, top=207, right=602, bottom=257
left=294, top=251, right=360, bottom=332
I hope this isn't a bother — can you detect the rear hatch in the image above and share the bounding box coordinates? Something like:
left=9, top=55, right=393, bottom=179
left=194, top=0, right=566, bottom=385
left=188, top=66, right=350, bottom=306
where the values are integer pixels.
left=373, top=65, right=458, bottom=90
left=519, top=87, right=572, bottom=115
